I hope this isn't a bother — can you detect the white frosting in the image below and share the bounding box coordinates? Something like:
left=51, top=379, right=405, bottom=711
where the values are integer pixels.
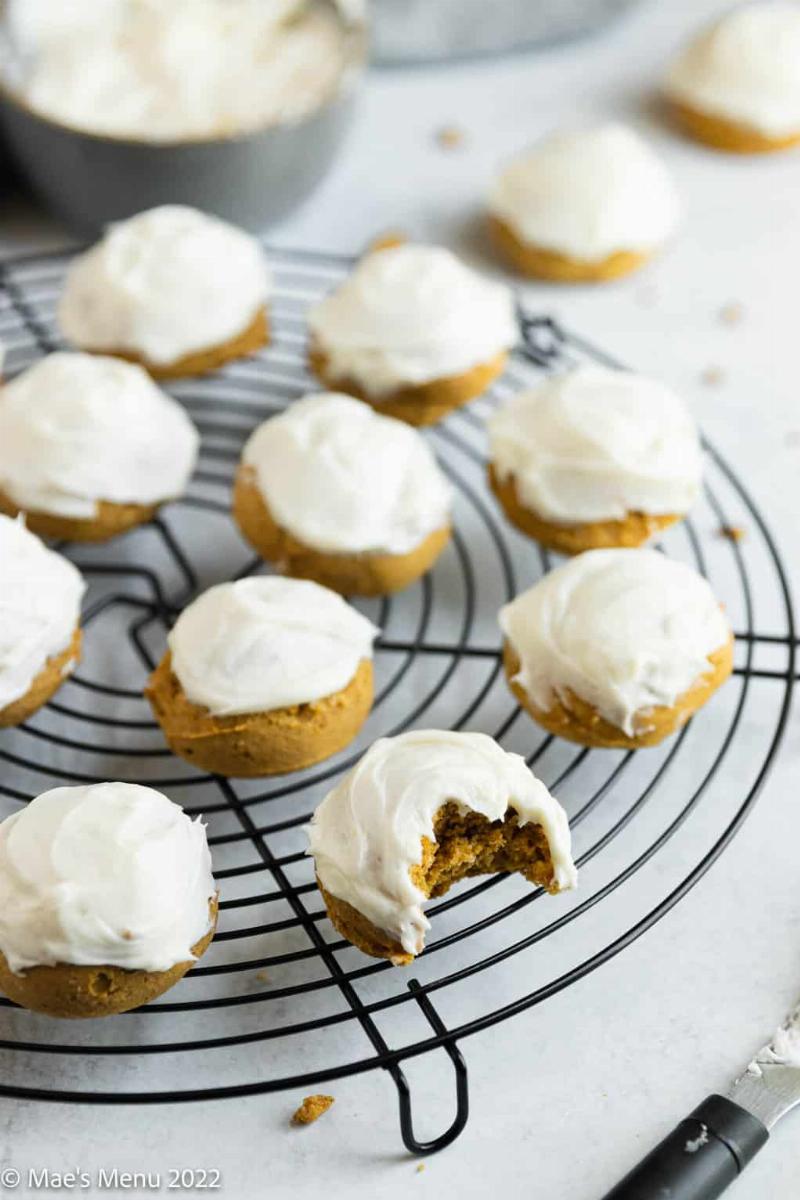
left=168, top=577, right=378, bottom=717
left=3, top=0, right=353, bottom=142
left=242, top=393, right=452, bottom=555
left=0, top=516, right=85, bottom=710
left=665, top=3, right=800, bottom=138
left=0, top=352, right=199, bottom=519
left=0, top=783, right=215, bottom=974
left=500, top=549, right=731, bottom=737
left=747, top=1005, right=800, bottom=1076
left=308, top=730, right=577, bottom=958
left=488, top=365, right=702, bottom=525
left=59, top=206, right=271, bottom=367
left=308, top=244, right=518, bottom=398
left=488, top=124, right=681, bottom=261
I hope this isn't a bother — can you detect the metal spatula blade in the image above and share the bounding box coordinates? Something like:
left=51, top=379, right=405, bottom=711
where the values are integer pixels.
left=602, top=1001, right=800, bottom=1200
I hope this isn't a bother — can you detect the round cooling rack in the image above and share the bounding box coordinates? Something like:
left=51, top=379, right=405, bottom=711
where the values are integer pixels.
left=0, top=245, right=795, bottom=1154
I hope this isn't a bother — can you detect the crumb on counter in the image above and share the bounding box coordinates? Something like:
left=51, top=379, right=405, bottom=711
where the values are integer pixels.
left=700, top=366, right=725, bottom=387
left=292, top=1094, right=335, bottom=1125
left=435, top=125, right=466, bottom=150
left=719, top=301, right=745, bottom=326
left=415, top=1163, right=426, bottom=1173
left=255, top=970, right=270, bottom=984
left=367, top=231, right=408, bottom=255
left=719, top=524, right=746, bottom=542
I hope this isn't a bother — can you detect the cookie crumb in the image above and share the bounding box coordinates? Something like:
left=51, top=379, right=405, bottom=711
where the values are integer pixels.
left=255, top=970, right=270, bottom=984
left=367, top=231, right=407, bottom=255
left=292, top=1095, right=335, bottom=1125
left=719, top=301, right=745, bottom=326
left=435, top=125, right=465, bottom=150
left=416, top=1163, right=426, bottom=1173
left=719, top=524, right=746, bottom=542
left=700, top=365, right=725, bottom=386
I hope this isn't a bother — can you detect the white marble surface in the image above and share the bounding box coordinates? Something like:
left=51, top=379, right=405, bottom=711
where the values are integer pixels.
left=0, top=1, right=799, bottom=1196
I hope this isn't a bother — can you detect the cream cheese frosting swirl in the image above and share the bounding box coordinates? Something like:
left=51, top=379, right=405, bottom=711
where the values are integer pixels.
left=0, top=783, right=215, bottom=974
left=242, top=393, right=452, bottom=554
left=488, top=365, right=702, bottom=524
left=0, top=352, right=199, bottom=519
left=59, top=206, right=271, bottom=366
left=308, top=244, right=518, bottom=397
left=488, top=124, right=680, bottom=261
left=665, top=3, right=800, bottom=138
left=500, top=549, right=731, bottom=737
left=168, top=577, right=379, bottom=717
left=0, top=515, right=85, bottom=709
left=3, top=0, right=353, bottom=143
left=309, top=730, right=577, bottom=957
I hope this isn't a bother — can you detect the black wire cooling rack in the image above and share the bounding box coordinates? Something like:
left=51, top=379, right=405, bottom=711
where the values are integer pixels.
left=0, top=243, right=795, bottom=1155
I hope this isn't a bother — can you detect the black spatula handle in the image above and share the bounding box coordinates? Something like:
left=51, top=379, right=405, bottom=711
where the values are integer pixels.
left=601, top=1094, right=769, bottom=1200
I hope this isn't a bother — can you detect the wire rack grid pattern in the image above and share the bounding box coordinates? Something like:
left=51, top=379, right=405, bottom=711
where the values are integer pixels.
left=0, top=244, right=794, bottom=1154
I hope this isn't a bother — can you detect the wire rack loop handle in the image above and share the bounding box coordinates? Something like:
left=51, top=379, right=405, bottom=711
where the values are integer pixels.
left=390, top=980, right=469, bottom=1156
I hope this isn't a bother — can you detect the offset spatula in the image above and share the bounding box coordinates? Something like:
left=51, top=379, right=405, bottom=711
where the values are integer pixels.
left=603, top=1003, right=800, bottom=1199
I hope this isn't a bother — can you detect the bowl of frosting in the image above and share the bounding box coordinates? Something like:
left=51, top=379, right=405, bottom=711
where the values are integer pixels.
left=0, top=0, right=366, bottom=233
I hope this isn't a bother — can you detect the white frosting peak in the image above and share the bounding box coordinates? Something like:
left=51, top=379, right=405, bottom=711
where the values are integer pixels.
left=665, top=3, right=800, bottom=137
left=243, top=393, right=452, bottom=554
left=488, top=123, right=681, bottom=261
left=489, top=365, right=702, bottom=524
left=309, top=730, right=577, bottom=957
left=168, top=577, right=379, bottom=717
left=308, top=244, right=517, bottom=397
left=59, top=206, right=270, bottom=367
left=0, top=783, right=215, bottom=974
left=3, top=0, right=353, bottom=142
left=500, top=549, right=731, bottom=736
left=0, top=352, right=199, bottom=519
left=0, top=516, right=85, bottom=710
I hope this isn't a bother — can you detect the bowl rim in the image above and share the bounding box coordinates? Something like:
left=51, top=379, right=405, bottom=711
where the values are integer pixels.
left=0, top=0, right=368, bottom=150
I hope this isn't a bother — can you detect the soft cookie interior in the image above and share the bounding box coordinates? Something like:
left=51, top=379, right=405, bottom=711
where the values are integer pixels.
left=321, top=801, right=557, bottom=964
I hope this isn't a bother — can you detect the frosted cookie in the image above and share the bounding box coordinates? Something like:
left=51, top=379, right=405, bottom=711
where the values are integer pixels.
left=308, top=243, right=517, bottom=426
left=488, top=124, right=680, bottom=282
left=0, top=352, right=199, bottom=542
left=59, top=206, right=270, bottom=378
left=665, top=3, right=800, bottom=154
left=0, top=515, right=85, bottom=727
left=0, top=783, right=216, bottom=1018
left=488, top=365, right=702, bottom=555
left=500, top=549, right=733, bottom=749
left=146, top=577, right=378, bottom=777
left=233, top=393, right=452, bottom=595
left=309, top=730, right=577, bottom=964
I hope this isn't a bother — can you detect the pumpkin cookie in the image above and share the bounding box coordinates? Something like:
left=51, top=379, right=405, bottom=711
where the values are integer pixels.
left=146, top=577, right=378, bottom=777
left=0, top=353, right=198, bottom=542
left=665, top=4, right=800, bottom=154
left=308, top=243, right=516, bottom=426
left=309, top=730, right=577, bottom=963
left=59, top=206, right=270, bottom=377
left=0, top=515, right=85, bottom=726
left=499, top=548, right=733, bottom=749
left=487, top=365, right=701, bottom=554
left=488, top=124, right=680, bottom=283
left=233, top=392, right=451, bottom=595
left=0, top=783, right=217, bottom=1018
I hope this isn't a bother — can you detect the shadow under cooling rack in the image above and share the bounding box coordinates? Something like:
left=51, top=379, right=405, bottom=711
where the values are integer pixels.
left=0, top=244, right=794, bottom=1154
